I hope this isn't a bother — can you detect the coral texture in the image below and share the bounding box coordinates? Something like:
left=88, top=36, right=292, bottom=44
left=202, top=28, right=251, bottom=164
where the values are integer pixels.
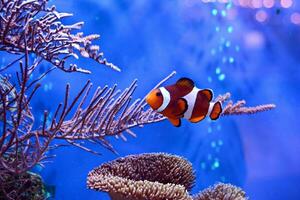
left=0, top=0, right=119, bottom=73
left=0, top=170, right=47, bottom=200
left=0, top=0, right=175, bottom=179
left=215, top=93, right=276, bottom=116
left=0, top=0, right=176, bottom=197
left=87, top=153, right=249, bottom=200
left=193, top=183, right=247, bottom=200
left=87, top=153, right=195, bottom=200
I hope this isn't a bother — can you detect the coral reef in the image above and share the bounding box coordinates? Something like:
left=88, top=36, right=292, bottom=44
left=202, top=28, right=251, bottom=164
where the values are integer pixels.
left=0, top=170, right=47, bottom=200
left=87, top=153, right=248, bottom=200
left=0, top=0, right=171, bottom=198
left=193, top=183, right=247, bottom=200
left=0, top=62, right=172, bottom=175
left=87, top=153, right=195, bottom=200
left=0, top=0, right=274, bottom=199
left=0, top=0, right=171, bottom=177
left=0, top=0, right=276, bottom=168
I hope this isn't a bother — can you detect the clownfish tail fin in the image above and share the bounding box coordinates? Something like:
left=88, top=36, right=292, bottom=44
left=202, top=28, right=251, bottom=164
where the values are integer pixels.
left=209, top=101, right=222, bottom=120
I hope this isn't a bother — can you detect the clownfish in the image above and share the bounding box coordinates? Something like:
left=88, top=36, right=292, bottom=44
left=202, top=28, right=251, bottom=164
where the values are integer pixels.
left=146, top=78, right=222, bottom=127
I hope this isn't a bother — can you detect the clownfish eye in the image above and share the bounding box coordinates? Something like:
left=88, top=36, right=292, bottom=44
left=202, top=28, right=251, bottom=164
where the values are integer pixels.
left=156, top=92, right=162, bottom=97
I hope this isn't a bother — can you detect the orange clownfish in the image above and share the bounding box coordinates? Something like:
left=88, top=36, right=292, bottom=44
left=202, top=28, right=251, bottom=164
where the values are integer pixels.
left=146, top=78, right=222, bottom=127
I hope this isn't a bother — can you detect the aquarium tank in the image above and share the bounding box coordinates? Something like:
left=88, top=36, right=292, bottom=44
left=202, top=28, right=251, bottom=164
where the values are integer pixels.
left=0, top=0, right=299, bottom=200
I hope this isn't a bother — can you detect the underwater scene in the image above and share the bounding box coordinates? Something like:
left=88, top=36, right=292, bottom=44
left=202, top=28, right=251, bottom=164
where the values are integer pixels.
left=0, top=0, right=299, bottom=199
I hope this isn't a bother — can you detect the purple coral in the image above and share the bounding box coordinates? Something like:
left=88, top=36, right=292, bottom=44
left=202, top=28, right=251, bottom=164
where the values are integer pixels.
left=87, top=153, right=195, bottom=200
left=193, top=183, right=248, bottom=200
left=87, top=153, right=248, bottom=200
left=215, top=92, right=276, bottom=116
left=0, top=0, right=178, bottom=198
left=0, top=0, right=119, bottom=73
left=0, top=1, right=174, bottom=198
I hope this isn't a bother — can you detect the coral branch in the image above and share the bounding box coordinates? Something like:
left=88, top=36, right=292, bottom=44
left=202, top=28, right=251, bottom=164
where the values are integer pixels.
left=0, top=61, right=174, bottom=174
left=0, top=0, right=178, bottom=198
left=0, top=0, right=175, bottom=177
left=215, top=93, right=276, bottom=116
left=0, top=61, right=54, bottom=174
left=31, top=72, right=175, bottom=154
left=0, top=0, right=120, bottom=73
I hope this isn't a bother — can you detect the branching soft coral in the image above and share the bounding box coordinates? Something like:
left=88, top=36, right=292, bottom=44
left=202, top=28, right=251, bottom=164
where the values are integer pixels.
left=0, top=0, right=119, bottom=73
left=0, top=57, right=172, bottom=175
left=0, top=0, right=171, bottom=179
left=0, top=1, right=273, bottom=199
left=0, top=0, right=174, bottom=198
left=215, top=93, right=275, bottom=116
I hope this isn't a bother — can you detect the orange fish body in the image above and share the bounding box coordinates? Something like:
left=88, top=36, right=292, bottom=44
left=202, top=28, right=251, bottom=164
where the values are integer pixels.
left=146, top=78, right=222, bottom=127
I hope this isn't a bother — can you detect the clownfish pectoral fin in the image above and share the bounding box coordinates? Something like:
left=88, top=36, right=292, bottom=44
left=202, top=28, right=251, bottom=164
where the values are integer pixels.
left=189, top=115, right=205, bottom=123
left=168, top=118, right=181, bottom=127
left=175, top=98, right=188, bottom=117
left=200, top=89, right=213, bottom=101
left=176, top=78, right=194, bottom=90
left=209, top=101, right=222, bottom=120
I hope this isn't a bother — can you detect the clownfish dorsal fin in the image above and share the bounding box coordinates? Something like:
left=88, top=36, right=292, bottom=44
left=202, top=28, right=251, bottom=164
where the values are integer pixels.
left=175, top=98, right=188, bottom=117
left=200, top=89, right=213, bottom=101
left=176, top=78, right=194, bottom=91
left=168, top=118, right=181, bottom=127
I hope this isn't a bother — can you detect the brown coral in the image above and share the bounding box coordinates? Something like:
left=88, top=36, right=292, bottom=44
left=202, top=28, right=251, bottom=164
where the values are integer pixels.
left=87, top=153, right=195, bottom=200
left=87, top=154, right=249, bottom=200
left=193, top=183, right=248, bottom=200
left=0, top=170, right=47, bottom=200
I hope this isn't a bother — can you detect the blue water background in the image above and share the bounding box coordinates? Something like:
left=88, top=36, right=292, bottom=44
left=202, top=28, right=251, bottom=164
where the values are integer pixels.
left=1, top=0, right=299, bottom=199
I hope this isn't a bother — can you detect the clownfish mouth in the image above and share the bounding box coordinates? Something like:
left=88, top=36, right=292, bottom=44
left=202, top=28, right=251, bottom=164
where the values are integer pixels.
left=146, top=90, right=163, bottom=111
left=146, top=94, right=158, bottom=110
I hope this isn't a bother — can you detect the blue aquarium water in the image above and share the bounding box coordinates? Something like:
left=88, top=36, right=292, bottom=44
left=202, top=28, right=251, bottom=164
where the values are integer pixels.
left=0, top=0, right=299, bottom=199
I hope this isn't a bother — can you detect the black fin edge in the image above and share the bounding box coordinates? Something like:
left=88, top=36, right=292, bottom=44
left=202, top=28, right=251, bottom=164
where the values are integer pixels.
left=175, top=118, right=181, bottom=127
left=210, top=101, right=222, bottom=120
